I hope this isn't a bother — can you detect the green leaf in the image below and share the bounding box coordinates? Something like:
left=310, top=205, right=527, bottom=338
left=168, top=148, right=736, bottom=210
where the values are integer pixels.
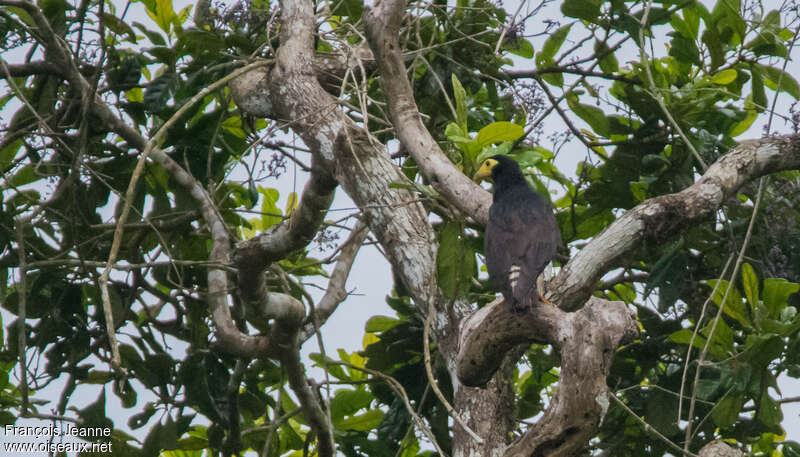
left=85, top=370, right=113, bottom=384
left=594, top=40, right=619, bottom=73
left=331, top=0, right=363, bottom=19
left=783, top=441, right=800, bottom=457
left=668, top=329, right=706, bottom=349
left=365, top=315, right=400, bottom=333
left=702, top=318, right=734, bottom=359
left=646, top=389, right=680, bottom=435
left=128, top=404, right=158, bottom=429
left=669, top=15, right=694, bottom=40
left=476, top=122, right=524, bottom=146
left=683, top=4, right=702, bottom=39
left=741, top=263, right=759, bottom=307
left=445, top=122, right=472, bottom=143
left=710, top=69, right=738, bottom=85
left=330, top=388, right=373, bottom=421
left=5, top=6, right=36, bottom=27
left=702, top=28, right=725, bottom=71
left=712, top=393, right=743, bottom=428
left=133, top=22, right=166, bottom=46
left=436, top=222, right=476, bottom=299
left=536, top=55, right=563, bottom=87
left=729, top=108, right=757, bottom=137
left=222, top=116, right=246, bottom=138
left=561, top=0, right=601, bottom=23
left=759, top=391, right=783, bottom=427
left=8, top=165, right=39, bottom=187
left=503, top=38, right=534, bottom=59
left=102, top=13, right=137, bottom=42
left=744, top=334, right=785, bottom=368
left=142, top=418, right=180, bottom=457
left=258, top=187, right=283, bottom=228
left=705, top=279, right=752, bottom=329
left=277, top=192, right=296, bottom=217
left=77, top=388, right=114, bottom=430
left=540, top=24, right=572, bottom=60
left=750, top=64, right=767, bottom=109
left=762, top=278, right=799, bottom=319
left=335, top=409, right=384, bottom=431
left=143, top=72, right=178, bottom=112
left=566, top=92, right=610, bottom=137
left=760, top=64, right=800, bottom=99
left=308, top=353, right=351, bottom=381
left=451, top=74, right=468, bottom=131
left=145, top=0, right=176, bottom=35
left=669, top=35, right=701, bottom=65
left=175, top=4, right=192, bottom=28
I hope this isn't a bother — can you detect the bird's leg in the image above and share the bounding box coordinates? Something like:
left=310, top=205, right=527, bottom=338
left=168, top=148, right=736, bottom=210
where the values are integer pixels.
left=536, top=276, right=555, bottom=306
left=538, top=290, right=555, bottom=307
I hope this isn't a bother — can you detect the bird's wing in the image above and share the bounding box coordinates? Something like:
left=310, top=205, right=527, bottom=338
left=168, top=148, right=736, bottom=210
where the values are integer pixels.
left=487, top=196, right=559, bottom=309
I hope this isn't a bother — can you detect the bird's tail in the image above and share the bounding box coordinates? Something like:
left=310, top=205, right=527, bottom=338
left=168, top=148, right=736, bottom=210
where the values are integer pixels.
left=509, top=264, right=537, bottom=312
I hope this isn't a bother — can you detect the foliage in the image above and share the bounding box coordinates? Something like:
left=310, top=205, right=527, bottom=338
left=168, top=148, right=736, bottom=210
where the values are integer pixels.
left=0, top=0, right=799, bottom=456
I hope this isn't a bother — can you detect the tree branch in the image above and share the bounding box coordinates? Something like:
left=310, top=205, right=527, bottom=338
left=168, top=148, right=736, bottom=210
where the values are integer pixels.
left=458, top=297, right=638, bottom=457
left=549, top=134, right=800, bottom=311
left=299, top=220, right=369, bottom=342
left=282, top=330, right=335, bottom=457
left=505, top=67, right=640, bottom=84
left=364, top=0, right=492, bottom=226
left=234, top=161, right=337, bottom=313
left=0, top=60, right=62, bottom=78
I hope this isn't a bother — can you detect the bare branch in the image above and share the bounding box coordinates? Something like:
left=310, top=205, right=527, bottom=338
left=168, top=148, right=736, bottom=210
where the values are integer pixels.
left=505, top=67, right=640, bottom=84
left=282, top=330, right=335, bottom=457
left=299, top=220, right=369, bottom=341
left=0, top=60, right=62, bottom=78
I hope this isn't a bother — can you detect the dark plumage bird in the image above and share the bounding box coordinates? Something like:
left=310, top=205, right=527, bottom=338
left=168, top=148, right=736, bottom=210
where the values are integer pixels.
left=473, top=155, right=561, bottom=312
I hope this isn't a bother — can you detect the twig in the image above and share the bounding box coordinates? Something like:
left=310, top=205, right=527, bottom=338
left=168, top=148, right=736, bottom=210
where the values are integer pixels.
left=261, top=372, right=286, bottom=457
left=637, top=0, right=707, bottom=171
left=99, top=60, right=271, bottom=370
left=610, top=393, right=699, bottom=457
left=15, top=219, right=29, bottom=413
left=423, top=297, right=483, bottom=443
left=683, top=177, right=765, bottom=451
left=676, top=253, right=733, bottom=424
left=282, top=324, right=335, bottom=457
left=331, top=360, right=448, bottom=457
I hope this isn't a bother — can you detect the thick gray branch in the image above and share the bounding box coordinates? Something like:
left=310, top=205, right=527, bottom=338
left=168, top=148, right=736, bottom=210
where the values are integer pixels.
left=233, top=162, right=336, bottom=311
left=364, top=0, right=492, bottom=225
left=458, top=297, right=638, bottom=457
left=148, top=149, right=275, bottom=356
left=228, top=2, right=440, bottom=313
left=300, top=221, right=369, bottom=342
left=363, top=2, right=517, bottom=456
left=7, top=0, right=282, bottom=357
left=698, top=441, right=744, bottom=457
left=1, top=60, right=62, bottom=78
left=550, top=134, right=800, bottom=310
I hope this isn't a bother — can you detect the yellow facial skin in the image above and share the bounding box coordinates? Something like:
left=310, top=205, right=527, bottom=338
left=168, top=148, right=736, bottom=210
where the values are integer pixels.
left=473, top=158, right=499, bottom=182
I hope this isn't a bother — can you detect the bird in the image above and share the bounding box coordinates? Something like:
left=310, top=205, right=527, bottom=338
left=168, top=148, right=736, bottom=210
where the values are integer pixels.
left=473, top=155, right=561, bottom=312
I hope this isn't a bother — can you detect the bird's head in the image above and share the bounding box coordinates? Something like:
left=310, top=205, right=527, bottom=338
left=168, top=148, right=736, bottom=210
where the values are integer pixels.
left=472, top=155, right=520, bottom=183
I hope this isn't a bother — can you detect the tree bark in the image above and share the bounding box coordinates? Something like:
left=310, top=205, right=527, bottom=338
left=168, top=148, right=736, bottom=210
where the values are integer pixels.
left=698, top=441, right=744, bottom=457
left=227, top=1, right=800, bottom=455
